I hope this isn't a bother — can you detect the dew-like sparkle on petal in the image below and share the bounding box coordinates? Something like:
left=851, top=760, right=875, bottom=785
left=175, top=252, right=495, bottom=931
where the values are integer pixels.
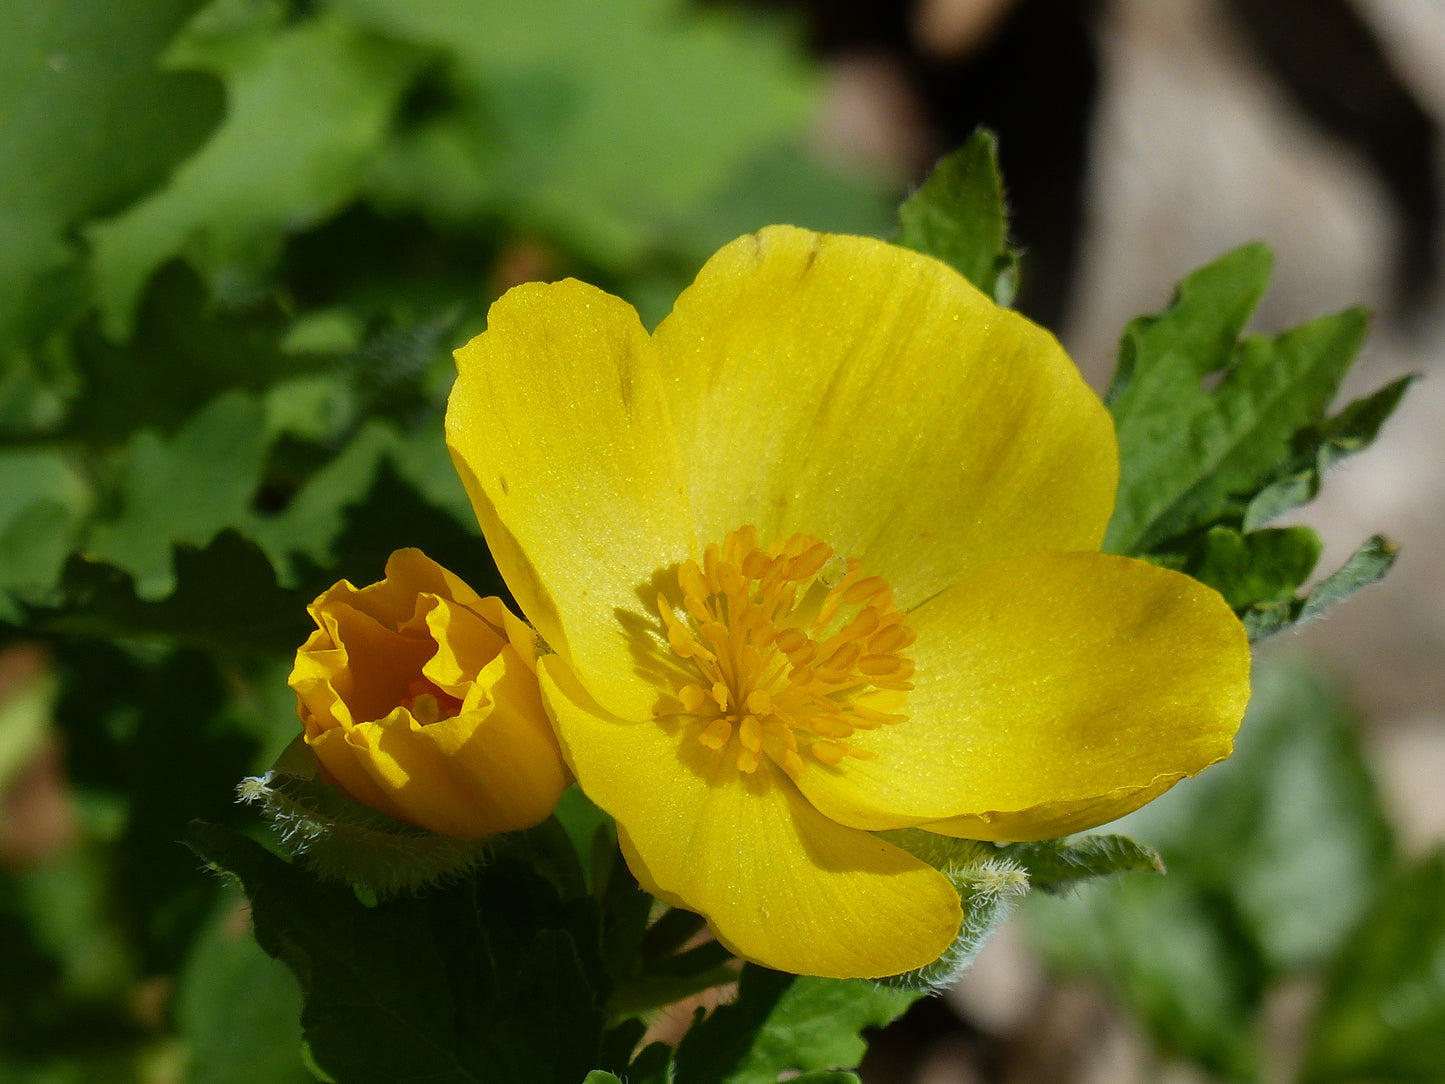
left=656, top=526, right=914, bottom=773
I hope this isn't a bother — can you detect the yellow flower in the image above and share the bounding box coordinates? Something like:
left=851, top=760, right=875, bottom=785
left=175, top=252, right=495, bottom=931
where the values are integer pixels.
left=446, top=226, right=1250, bottom=978
left=289, top=548, right=569, bottom=838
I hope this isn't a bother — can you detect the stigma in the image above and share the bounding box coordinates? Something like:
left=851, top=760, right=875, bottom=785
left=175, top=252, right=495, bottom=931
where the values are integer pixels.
left=657, top=525, right=914, bottom=774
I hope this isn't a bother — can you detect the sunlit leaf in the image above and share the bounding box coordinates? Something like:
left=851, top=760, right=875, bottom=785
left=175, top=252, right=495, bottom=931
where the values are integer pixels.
left=896, top=129, right=1017, bottom=304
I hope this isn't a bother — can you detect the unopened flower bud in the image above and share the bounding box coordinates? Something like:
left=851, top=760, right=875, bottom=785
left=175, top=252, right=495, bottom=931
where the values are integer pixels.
left=289, top=548, right=568, bottom=838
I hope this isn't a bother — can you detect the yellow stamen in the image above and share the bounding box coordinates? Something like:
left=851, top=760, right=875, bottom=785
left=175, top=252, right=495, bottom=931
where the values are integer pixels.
left=658, top=526, right=915, bottom=773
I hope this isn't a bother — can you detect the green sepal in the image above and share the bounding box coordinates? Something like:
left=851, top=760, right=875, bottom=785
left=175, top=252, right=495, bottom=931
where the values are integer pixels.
left=896, top=129, right=1018, bottom=305
left=236, top=735, right=490, bottom=896
left=1001, top=835, right=1164, bottom=896
left=875, top=830, right=1028, bottom=992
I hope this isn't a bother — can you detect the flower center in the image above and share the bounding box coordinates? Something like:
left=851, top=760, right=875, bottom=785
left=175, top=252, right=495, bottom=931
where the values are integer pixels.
left=656, top=525, right=914, bottom=774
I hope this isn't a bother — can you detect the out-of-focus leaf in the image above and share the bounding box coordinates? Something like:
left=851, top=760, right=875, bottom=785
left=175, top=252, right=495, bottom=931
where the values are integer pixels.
left=0, top=451, right=92, bottom=618
left=188, top=822, right=608, bottom=1084
left=1029, top=874, right=1262, bottom=1080
left=31, top=531, right=314, bottom=654
left=0, top=659, right=57, bottom=794
left=86, top=392, right=269, bottom=601
left=1301, top=849, right=1445, bottom=1084
left=343, top=0, right=816, bottom=268
left=87, top=6, right=423, bottom=338
left=0, top=0, right=221, bottom=354
left=896, top=129, right=1017, bottom=305
left=174, top=888, right=309, bottom=1084
left=1104, top=245, right=1369, bottom=555
left=62, top=262, right=329, bottom=446
left=1002, top=835, right=1164, bottom=895
left=1179, top=664, right=1394, bottom=972
left=249, top=421, right=394, bottom=583
left=49, top=643, right=256, bottom=974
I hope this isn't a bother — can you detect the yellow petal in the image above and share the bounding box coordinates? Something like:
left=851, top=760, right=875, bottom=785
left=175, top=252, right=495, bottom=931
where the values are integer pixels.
left=313, top=601, right=433, bottom=722
left=422, top=595, right=507, bottom=698
left=787, top=552, right=1250, bottom=841
left=309, top=644, right=567, bottom=838
left=651, top=226, right=1117, bottom=606
left=448, top=281, right=696, bottom=718
left=539, top=655, right=961, bottom=978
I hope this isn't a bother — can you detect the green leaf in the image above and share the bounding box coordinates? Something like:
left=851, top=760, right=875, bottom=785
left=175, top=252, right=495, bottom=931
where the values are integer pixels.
left=1002, top=835, right=1164, bottom=895
left=1104, top=244, right=1369, bottom=555
left=1301, top=849, right=1445, bottom=1084
left=173, top=888, right=309, bottom=1084
left=1181, top=663, right=1394, bottom=973
left=0, top=450, right=93, bottom=618
left=875, top=831, right=1029, bottom=991
left=896, top=129, right=1017, bottom=304
left=1028, top=875, right=1263, bottom=1080
left=28, top=530, right=315, bottom=654
left=667, top=964, right=909, bottom=1084
left=59, top=262, right=332, bottom=446
left=1243, top=375, right=1414, bottom=529
left=187, top=821, right=608, bottom=1084
left=87, top=6, right=424, bottom=338
left=0, top=662, right=56, bottom=794
left=342, top=0, right=817, bottom=269
left=1178, top=523, right=1323, bottom=613
left=86, top=392, right=270, bottom=601
left=0, top=0, right=221, bottom=354
left=670, top=966, right=792, bottom=1084
left=248, top=421, right=395, bottom=584
left=1242, top=534, right=1398, bottom=641
left=724, top=974, right=917, bottom=1084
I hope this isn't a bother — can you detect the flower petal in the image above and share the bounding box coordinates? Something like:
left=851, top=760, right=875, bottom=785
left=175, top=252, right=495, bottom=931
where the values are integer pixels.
left=310, top=644, right=567, bottom=837
left=539, top=654, right=961, bottom=979
left=651, top=226, right=1116, bottom=606
left=448, top=281, right=696, bottom=718
left=787, top=552, right=1250, bottom=840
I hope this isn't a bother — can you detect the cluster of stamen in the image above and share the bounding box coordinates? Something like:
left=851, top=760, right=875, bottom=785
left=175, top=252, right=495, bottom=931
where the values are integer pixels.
left=657, top=526, right=914, bottom=774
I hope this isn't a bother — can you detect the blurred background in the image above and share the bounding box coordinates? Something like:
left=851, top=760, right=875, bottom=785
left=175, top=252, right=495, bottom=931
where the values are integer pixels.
left=1, top=0, right=1441, bottom=1081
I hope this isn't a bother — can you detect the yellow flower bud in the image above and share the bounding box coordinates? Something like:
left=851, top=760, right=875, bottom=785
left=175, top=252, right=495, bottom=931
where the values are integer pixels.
left=288, top=548, right=569, bottom=838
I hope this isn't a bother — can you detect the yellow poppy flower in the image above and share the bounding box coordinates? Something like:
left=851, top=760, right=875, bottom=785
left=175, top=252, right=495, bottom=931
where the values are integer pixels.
left=290, top=548, right=569, bottom=838
left=446, top=226, right=1250, bottom=978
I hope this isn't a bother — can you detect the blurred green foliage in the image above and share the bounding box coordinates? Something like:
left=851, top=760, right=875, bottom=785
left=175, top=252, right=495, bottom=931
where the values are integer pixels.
left=0, top=0, right=1432, bottom=1081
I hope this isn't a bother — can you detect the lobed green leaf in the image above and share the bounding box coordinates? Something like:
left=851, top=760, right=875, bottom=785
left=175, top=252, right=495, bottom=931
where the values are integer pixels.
left=87, top=7, right=424, bottom=339
left=0, top=0, right=221, bottom=355
left=1104, top=245, right=1369, bottom=555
